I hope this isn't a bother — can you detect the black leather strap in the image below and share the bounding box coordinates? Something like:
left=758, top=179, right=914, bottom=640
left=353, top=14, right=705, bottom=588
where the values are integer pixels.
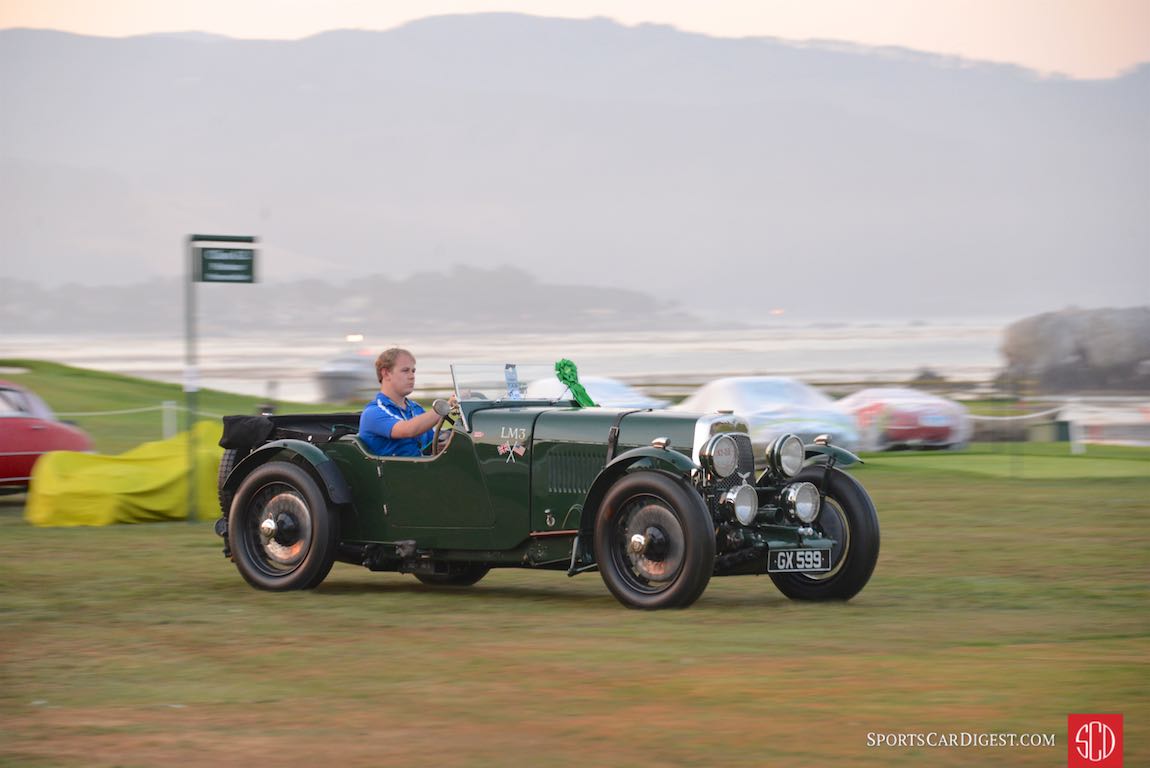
left=606, top=409, right=652, bottom=462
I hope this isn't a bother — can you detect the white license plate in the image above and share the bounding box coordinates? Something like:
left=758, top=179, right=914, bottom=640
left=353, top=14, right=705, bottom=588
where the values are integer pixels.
left=768, top=548, right=831, bottom=572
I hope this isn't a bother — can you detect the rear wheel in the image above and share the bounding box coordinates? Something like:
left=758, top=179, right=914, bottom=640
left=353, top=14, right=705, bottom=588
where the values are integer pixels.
left=228, top=461, right=338, bottom=591
left=769, top=467, right=879, bottom=601
left=594, top=471, right=714, bottom=609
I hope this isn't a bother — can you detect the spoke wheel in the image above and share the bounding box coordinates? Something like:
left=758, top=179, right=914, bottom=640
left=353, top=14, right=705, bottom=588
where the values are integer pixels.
left=801, top=497, right=850, bottom=581
left=611, top=499, right=686, bottom=593
left=228, top=462, right=338, bottom=591
left=769, top=466, right=879, bottom=601
left=595, top=472, right=714, bottom=609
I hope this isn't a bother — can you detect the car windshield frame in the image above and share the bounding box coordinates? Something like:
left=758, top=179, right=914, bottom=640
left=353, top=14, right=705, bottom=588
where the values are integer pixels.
left=449, top=363, right=571, bottom=429
left=450, top=363, right=562, bottom=403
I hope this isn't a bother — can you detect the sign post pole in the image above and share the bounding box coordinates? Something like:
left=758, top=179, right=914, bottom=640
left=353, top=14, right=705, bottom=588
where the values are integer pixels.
left=185, top=234, right=258, bottom=523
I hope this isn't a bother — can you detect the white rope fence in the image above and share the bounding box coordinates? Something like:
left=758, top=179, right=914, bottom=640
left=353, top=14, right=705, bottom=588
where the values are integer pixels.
left=966, top=406, right=1063, bottom=422
left=963, top=405, right=1092, bottom=453
left=57, top=405, right=174, bottom=417
left=55, top=402, right=225, bottom=439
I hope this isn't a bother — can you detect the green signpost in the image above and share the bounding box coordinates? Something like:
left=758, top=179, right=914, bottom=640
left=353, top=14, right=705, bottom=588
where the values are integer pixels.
left=195, top=247, right=256, bottom=283
left=185, top=234, right=258, bottom=522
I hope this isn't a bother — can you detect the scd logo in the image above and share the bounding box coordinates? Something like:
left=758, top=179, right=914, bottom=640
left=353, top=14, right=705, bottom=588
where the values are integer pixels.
left=1068, top=714, right=1123, bottom=768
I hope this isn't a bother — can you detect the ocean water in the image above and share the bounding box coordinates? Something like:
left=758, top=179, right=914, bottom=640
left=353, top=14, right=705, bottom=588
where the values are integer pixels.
left=2, top=322, right=1006, bottom=403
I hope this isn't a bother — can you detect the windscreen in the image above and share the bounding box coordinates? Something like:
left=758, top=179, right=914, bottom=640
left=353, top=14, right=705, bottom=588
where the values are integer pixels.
left=450, top=363, right=559, bottom=403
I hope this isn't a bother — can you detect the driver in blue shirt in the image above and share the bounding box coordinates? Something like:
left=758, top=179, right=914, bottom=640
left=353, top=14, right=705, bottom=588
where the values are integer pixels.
left=358, top=347, right=451, bottom=456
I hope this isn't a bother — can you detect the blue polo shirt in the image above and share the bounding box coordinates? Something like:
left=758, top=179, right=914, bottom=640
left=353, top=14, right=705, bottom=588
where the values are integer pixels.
left=358, top=394, right=434, bottom=456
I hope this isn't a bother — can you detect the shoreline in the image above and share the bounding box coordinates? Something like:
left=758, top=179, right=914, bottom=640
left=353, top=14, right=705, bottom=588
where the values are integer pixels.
left=2, top=323, right=1008, bottom=403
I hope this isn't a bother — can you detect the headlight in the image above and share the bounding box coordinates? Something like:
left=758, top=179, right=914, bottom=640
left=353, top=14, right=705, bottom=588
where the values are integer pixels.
left=722, top=484, right=759, bottom=525
left=765, top=434, right=805, bottom=478
left=781, top=482, right=821, bottom=523
left=700, top=433, right=739, bottom=478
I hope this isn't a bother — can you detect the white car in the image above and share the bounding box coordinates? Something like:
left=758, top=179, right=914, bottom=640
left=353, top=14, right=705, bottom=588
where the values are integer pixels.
left=315, top=349, right=379, bottom=403
left=526, top=376, right=669, bottom=409
left=836, top=387, right=972, bottom=451
left=675, top=377, right=860, bottom=461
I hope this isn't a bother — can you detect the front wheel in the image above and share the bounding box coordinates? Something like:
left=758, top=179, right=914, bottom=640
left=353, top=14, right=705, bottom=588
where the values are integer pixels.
left=228, top=461, right=338, bottom=591
left=769, top=467, right=879, bottom=601
left=594, top=471, right=715, bottom=609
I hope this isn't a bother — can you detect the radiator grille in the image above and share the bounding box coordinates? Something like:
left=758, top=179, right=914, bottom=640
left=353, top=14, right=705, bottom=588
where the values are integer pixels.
left=713, top=433, right=756, bottom=495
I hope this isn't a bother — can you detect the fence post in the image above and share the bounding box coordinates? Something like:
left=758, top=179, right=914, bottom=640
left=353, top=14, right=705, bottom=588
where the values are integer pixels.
left=1070, top=420, right=1085, bottom=454
left=162, top=401, right=178, bottom=439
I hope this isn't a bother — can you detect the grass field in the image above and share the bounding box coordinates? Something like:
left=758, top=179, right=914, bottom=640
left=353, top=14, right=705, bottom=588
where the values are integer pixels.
left=2, top=362, right=1148, bottom=767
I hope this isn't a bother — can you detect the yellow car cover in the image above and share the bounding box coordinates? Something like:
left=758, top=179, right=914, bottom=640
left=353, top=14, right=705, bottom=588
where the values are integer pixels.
left=25, top=420, right=223, bottom=526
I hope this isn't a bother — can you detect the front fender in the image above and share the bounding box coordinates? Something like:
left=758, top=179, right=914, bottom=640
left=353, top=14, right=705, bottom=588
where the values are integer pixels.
left=804, top=443, right=863, bottom=468
left=223, top=439, right=352, bottom=505
left=578, top=446, right=699, bottom=537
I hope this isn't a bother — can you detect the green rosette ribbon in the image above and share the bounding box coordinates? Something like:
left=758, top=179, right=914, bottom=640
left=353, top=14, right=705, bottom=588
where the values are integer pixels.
left=555, top=359, right=598, bottom=408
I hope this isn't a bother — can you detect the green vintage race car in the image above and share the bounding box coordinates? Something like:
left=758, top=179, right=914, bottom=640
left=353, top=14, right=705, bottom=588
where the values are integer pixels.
left=214, top=363, right=879, bottom=609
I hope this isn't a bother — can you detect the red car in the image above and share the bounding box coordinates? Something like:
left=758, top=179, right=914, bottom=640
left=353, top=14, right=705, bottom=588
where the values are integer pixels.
left=836, top=387, right=972, bottom=451
left=0, top=380, right=92, bottom=491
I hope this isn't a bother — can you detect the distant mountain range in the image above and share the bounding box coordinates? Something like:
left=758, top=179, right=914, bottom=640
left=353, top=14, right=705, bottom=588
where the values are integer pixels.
left=0, top=266, right=701, bottom=335
left=1, top=15, right=1147, bottom=330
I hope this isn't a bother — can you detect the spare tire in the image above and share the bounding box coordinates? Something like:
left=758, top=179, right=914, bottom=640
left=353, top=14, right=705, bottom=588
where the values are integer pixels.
left=218, top=448, right=242, bottom=517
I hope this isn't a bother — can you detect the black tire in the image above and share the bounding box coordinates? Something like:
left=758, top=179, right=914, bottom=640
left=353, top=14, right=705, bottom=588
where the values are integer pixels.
left=594, top=471, right=715, bottom=609
left=227, top=461, right=338, bottom=591
left=414, top=563, right=491, bottom=587
left=217, top=448, right=241, bottom=517
left=769, top=466, right=880, bottom=601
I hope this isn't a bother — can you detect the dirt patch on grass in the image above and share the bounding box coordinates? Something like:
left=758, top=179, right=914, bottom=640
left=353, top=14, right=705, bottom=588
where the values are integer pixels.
left=6, top=638, right=1102, bottom=768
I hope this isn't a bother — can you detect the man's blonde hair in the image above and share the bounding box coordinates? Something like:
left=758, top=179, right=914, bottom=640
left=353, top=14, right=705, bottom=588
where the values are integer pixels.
left=375, top=347, right=413, bottom=383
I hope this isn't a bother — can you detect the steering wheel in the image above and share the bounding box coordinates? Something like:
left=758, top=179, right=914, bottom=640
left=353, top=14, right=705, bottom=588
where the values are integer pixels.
left=431, top=398, right=457, bottom=456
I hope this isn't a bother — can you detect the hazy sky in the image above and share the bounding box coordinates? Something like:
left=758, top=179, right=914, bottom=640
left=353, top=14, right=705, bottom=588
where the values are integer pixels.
left=1, top=0, right=1148, bottom=79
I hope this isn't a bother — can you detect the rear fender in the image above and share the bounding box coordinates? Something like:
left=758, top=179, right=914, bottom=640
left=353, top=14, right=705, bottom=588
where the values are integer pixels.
left=223, top=439, right=352, bottom=505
